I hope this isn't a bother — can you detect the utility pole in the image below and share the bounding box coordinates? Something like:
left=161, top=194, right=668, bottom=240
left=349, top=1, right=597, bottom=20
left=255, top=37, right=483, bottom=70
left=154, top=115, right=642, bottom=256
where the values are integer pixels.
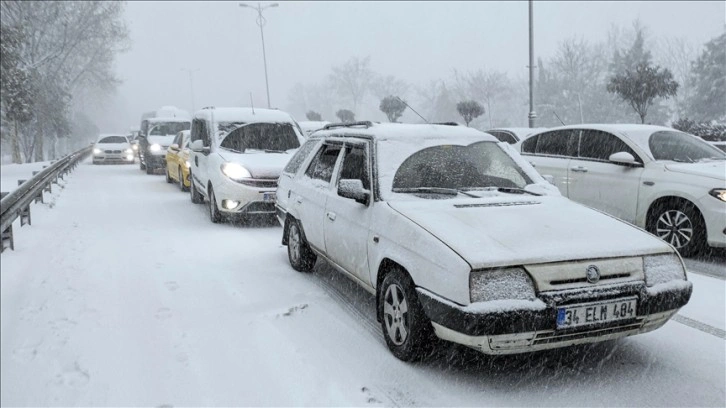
left=239, top=2, right=279, bottom=109
left=181, top=68, right=199, bottom=113
left=528, top=0, right=537, bottom=128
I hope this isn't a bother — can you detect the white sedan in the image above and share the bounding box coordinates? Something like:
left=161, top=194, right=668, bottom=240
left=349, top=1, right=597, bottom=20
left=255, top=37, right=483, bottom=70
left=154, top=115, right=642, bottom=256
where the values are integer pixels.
left=519, top=124, right=726, bottom=255
left=92, top=134, right=135, bottom=164
left=275, top=122, right=692, bottom=361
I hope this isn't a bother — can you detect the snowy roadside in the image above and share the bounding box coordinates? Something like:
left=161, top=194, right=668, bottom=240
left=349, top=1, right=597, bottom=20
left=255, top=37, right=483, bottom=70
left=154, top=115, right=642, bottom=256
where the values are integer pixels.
left=0, top=161, right=52, bottom=195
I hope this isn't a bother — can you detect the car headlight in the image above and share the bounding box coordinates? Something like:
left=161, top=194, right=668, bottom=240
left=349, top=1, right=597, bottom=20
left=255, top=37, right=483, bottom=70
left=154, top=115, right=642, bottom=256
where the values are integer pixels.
left=470, top=267, right=537, bottom=303
left=150, top=143, right=161, bottom=152
left=643, top=254, right=686, bottom=287
left=709, top=189, right=726, bottom=202
left=220, top=163, right=251, bottom=180
left=125, top=148, right=133, bottom=154
left=132, top=144, right=138, bottom=150
left=93, top=148, right=102, bottom=155
left=185, top=160, right=191, bottom=168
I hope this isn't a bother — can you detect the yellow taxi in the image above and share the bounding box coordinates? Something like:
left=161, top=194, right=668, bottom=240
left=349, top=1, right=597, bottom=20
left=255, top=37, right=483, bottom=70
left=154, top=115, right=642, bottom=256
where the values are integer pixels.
left=165, top=130, right=191, bottom=191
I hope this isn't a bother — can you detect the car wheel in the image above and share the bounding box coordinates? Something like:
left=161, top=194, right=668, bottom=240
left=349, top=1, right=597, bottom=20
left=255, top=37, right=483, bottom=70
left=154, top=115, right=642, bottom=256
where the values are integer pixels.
left=378, top=268, right=435, bottom=362
left=165, top=166, right=173, bottom=183
left=179, top=167, right=188, bottom=192
left=286, top=219, right=316, bottom=272
left=190, top=174, right=204, bottom=204
left=146, top=164, right=154, bottom=175
left=208, top=185, right=222, bottom=223
left=648, top=200, right=706, bottom=256
left=139, top=158, right=146, bottom=170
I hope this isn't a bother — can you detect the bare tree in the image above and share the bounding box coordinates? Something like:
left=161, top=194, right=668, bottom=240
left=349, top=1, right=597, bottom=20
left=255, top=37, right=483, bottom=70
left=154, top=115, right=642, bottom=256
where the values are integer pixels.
left=328, top=56, right=374, bottom=116
left=371, top=74, right=409, bottom=100
left=456, top=100, right=484, bottom=127
left=379, top=96, right=407, bottom=123
left=654, top=36, right=698, bottom=118
left=452, top=69, right=511, bottom=128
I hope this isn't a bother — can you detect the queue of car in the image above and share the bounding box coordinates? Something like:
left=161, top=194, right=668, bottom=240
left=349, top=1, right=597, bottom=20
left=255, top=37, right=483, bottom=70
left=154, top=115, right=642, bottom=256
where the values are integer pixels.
left=97, top=111, right=721, bottom=362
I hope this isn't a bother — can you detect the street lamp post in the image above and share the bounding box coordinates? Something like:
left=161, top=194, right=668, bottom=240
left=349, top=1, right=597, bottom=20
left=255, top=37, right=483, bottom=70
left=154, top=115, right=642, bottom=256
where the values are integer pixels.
left=239, top=2, right=278, bottom=109
left=181, top=68, right=199, bottom=113
left=528, top=0, right=537, bottom=128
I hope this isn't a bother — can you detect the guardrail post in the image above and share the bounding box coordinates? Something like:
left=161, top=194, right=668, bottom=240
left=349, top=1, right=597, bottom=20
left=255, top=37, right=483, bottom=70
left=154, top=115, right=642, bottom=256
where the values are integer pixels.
left=0, top=192, right=13, bottom=252
left=19, top=203, right=31, bottom=226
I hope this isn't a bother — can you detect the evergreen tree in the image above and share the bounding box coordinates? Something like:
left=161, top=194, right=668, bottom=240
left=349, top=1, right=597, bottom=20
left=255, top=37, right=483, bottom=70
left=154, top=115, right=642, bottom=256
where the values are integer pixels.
left=456, top=100, right=484, bottom=126
left=686, top=32, right=726, bottom=122
left=379, top=96, right=407, bottom=122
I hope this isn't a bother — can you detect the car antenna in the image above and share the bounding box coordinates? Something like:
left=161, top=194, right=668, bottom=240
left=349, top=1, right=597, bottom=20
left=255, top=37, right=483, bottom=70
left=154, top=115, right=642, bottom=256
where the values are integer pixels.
left=552, top=110, right=566, bottom=126
left=395, top=96, right=428, bottom=124
left=250, top=93, right=255, bottom=115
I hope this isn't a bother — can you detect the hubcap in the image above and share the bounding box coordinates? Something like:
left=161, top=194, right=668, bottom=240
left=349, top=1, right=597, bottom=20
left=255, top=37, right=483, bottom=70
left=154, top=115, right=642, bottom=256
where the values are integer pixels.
left=289, top=225, right=301, bottom=264
left=656, top=210, right=693, bottom=249
left=383, top=283, right=409, bottom=346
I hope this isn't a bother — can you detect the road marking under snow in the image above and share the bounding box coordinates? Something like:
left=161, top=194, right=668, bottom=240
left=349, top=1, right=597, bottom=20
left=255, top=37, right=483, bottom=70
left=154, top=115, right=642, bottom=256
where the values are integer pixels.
left=673, top=314, right=726, bottom=339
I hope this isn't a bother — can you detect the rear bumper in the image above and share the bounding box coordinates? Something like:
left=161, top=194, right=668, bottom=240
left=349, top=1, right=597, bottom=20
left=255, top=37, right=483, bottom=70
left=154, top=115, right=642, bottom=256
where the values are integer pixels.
left=417, top=280, right=692, bottom=354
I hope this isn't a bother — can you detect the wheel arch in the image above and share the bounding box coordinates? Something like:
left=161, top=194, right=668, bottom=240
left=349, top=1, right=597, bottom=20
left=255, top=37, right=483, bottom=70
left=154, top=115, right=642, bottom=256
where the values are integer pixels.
left=375, top=258, right=413, bottom=322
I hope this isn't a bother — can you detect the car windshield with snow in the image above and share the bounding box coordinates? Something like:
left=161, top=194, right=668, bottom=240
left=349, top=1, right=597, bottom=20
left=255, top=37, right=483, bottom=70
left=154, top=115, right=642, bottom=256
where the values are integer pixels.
left=275, top=122, right=692, bottom=361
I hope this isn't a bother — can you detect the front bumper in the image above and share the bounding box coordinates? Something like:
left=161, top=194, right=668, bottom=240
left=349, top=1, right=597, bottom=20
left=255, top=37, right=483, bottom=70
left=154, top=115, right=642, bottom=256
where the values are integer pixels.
left=698, top=195, right=726, bottom=248
left=417, top=280, right=692, bottom=354
left=142, top=151, right=166, bottom=167
left=93, top=154, right=134, bottom=164
left=215, top=177, right=278, bottom=215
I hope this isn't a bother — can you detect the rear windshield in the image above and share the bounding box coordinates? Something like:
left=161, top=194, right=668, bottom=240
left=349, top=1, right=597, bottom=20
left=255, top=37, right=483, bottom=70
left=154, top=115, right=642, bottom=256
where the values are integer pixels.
left=220, top=122, right=301, bottom=153
left=98, top=136, right=128, bottom=144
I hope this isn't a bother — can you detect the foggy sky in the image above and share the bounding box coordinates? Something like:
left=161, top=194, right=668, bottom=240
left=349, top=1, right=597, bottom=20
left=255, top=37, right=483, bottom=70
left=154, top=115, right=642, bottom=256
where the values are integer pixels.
left=99, top=1, right=725, bottom=132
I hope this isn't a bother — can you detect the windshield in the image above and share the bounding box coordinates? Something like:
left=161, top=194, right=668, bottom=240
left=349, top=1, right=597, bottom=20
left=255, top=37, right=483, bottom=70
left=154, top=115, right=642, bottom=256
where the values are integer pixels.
left=392, top=142, right=532, bottom=194
left=149, top=121, right=191, bottom=136
left=98, top=136, right=128, bottom=144
left=648, top=131, right=726, bottom=162
left=220, top=122, right=301, bottom=152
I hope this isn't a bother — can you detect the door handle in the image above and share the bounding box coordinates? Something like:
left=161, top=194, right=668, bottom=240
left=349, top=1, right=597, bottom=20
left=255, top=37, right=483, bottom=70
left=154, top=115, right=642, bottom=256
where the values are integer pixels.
left=295, top=197, right=302, bottom=204
left=570, top=166, right=588, bottom=173
left=326, top=212, right=336, bottom=221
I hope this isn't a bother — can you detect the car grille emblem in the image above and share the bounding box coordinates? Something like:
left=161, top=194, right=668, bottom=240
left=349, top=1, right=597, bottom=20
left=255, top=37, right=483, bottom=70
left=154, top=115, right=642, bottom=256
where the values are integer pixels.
left=586, top=265, right=600, bottom=284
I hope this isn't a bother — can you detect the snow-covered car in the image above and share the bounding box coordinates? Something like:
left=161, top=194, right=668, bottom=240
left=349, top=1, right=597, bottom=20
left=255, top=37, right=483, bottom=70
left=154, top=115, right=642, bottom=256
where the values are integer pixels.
left=165, top=130, right=191, bottom=191
left=275, top=121, right=692, bottom=361
left=520, top=124, right=726, bottom=255
left=92, top=134, right=135, bottom=164
left=298, top=120, right=331, bottom=137
left=138, top=107, right=191, bottom=175
left=486, top=127, right=547, bottom=147
left=188, top=107, right=305, bottom=223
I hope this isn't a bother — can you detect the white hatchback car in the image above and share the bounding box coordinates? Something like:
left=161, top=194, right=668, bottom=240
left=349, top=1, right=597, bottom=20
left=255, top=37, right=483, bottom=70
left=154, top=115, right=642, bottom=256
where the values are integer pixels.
left=188, top=107, right=306, bottom=222
left=519, top=124, right=726, bottom=255
left=276, top=122, right=692, bottom=361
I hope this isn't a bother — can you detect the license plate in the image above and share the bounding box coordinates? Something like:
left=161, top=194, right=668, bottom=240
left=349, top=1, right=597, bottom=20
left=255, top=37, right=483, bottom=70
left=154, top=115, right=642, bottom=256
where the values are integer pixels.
left=556, top=297, right=637, bottom=329
left=263, top=192, right=276, bottom=203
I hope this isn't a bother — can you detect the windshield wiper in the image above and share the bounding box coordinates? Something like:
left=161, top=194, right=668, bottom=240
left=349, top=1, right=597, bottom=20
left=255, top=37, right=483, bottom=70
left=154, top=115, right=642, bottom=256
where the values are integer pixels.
left=477, top=186, right=541, bottom=196
left=393, top=187, right=479, bottom=197
left=221, top=147, right=244, bottom=154
left=264, top=149, right=287, bottom=153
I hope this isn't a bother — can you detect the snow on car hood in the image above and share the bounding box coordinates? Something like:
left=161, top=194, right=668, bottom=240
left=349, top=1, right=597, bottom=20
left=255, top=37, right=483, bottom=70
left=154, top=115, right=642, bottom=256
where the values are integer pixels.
left=217, top=149, right=294, bottom=178
left=388, top=195, right=670, bottom=269
left=147, top=135, right=176, bottom=146
left=96, top=143, right=130, bottom=150
left=664, top=161, right=726, bottom=181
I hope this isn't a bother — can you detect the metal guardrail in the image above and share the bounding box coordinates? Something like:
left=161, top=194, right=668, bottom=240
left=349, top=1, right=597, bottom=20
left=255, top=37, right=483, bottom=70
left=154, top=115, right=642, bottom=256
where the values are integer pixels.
left=0, top=146, right=92, bottom=253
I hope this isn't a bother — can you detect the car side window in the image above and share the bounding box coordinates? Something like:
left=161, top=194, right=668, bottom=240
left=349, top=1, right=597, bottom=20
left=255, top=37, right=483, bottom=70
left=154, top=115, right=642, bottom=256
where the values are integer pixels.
left=521, top=134, right=538, bottom=153
left=338, top=145, right=370, bottom=190
left=172, top=133, right=181, bottom=146
left=535, top=130, right=575, bottom=156
left=489, top=131, right=517, bottom=144
left=191, top=119, right=210, bottom=147
left=284, top=139, right=319, bottom=175
left=304, top=144, right=342, bottom=183
left=578, top=130, right=641, bottom=162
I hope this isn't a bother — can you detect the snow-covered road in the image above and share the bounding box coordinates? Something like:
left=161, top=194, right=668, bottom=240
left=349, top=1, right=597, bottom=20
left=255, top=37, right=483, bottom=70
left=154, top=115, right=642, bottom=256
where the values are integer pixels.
left=1, top=161, right=724, bottom=407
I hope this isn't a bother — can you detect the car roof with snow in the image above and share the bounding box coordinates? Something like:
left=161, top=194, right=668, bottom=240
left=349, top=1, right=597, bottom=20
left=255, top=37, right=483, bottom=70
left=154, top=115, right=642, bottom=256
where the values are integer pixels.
left=528, top=123, right=680, bottom=145
left=486, top=127, right=547, bottom=137
left=193, top=107, right=297, bottom=124
left=309, top=122, right=498, bottom=143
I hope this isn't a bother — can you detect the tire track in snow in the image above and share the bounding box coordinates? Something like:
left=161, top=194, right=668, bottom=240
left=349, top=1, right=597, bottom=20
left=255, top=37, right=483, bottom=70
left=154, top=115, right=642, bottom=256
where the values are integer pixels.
left=672, top=314, right=725, bottom=339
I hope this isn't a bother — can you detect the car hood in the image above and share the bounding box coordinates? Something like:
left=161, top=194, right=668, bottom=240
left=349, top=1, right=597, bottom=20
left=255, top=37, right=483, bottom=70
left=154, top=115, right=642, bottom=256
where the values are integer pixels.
left=664, top=161, right=726, bottom=181
left=388, top=195, right=670, bottom=269
left=217, top=149, right=294, bottom=178
left=97, top=143, right=130, bottom=150
left=148, top=135, right=176, bottom=146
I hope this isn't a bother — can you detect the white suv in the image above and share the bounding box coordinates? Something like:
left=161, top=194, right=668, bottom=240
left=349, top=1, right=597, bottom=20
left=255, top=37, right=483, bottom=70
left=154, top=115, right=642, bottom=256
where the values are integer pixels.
left=188, top=107, right=305, bottom=223
left=276, top=122, right=691, bottom=361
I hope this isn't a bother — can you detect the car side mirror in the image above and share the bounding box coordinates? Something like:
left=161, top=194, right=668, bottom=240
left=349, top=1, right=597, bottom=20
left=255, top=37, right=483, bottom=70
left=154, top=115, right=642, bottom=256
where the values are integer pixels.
left=609, top=151, right=640, bottom=166
left=169, top=143, right=180, bottom=151
left=338, top=179, right=370, bottom=205
left=190, top=139, right=209, bottom=154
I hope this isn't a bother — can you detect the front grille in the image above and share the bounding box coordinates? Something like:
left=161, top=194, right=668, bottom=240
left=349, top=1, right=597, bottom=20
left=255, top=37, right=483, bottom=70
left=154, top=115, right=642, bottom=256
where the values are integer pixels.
left=243, top=201, right=276, bottom=214
left=550, top=273, right=632, bottom=286
left=532, top=320, right=643, bottom=345
left=104, top=149, right=122, bottom=154
left=237, top=178, right=278, bottom=188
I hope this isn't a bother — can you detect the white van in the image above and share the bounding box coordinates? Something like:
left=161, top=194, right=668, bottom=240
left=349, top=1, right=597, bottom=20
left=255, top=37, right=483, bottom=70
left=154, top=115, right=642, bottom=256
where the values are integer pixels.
left=138, top=106, right=191, bottom=174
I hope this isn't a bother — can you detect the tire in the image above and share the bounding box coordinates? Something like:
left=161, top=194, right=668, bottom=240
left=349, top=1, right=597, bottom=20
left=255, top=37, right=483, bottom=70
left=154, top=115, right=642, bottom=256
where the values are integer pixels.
left=179, top=167, right=188, bottom=192
left=647, top=200, right=706, bottom=257
left=165, top=166, right=173, bottom=183
left=208, top=185, right=222, bottom=223
left=139, top=159, right=146, bottom=171
left=190, top=173, right=204, bottom=204
left=146, top=163, right=154, bottom=175
left=378, top=268, right=435, bottom=362
left=286, top=219, right=317, bottom=272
